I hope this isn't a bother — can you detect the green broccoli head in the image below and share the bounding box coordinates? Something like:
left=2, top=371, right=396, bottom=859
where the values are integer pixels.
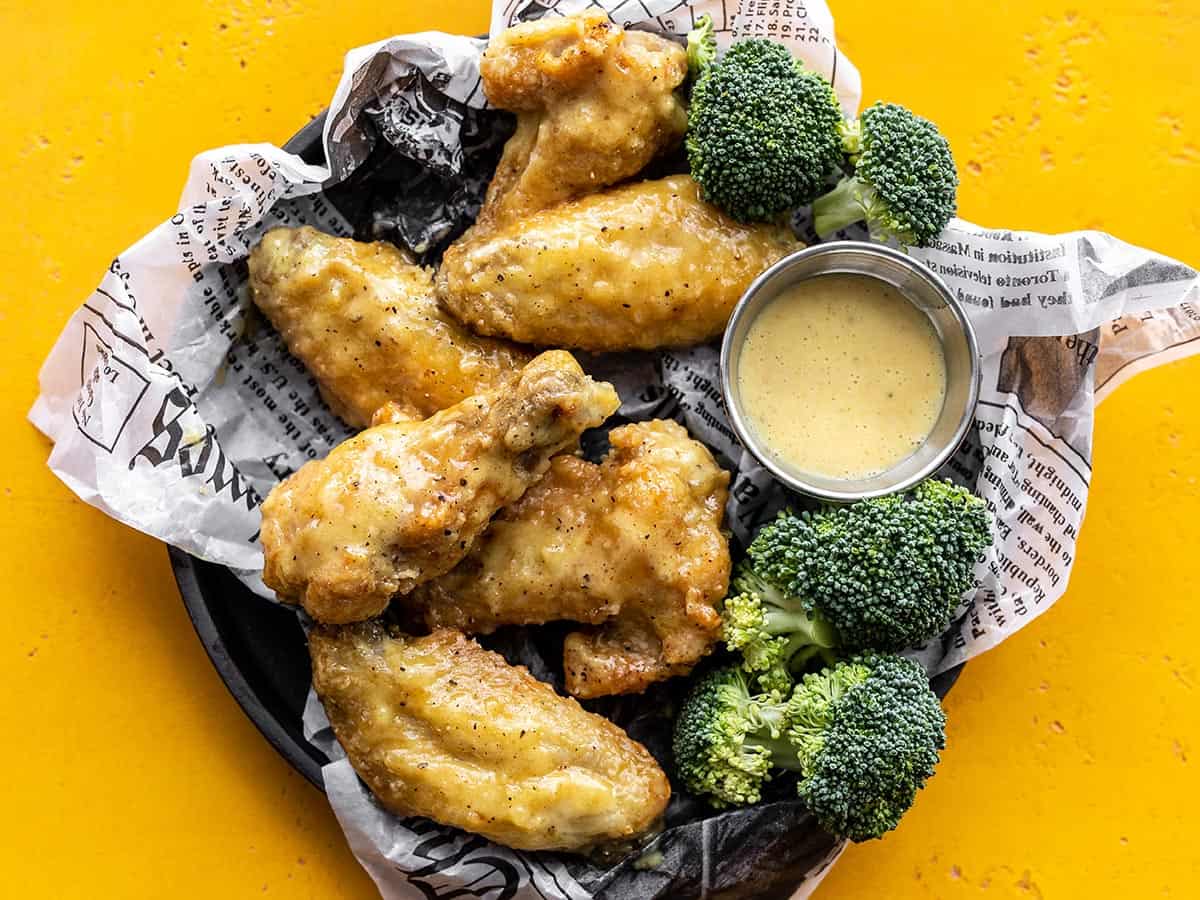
left=812, top=101, right=958, bottom=246
left=672, top=665, right=797, bottom=807
left=789, top=654, right=946, bottom=841
left=685, top=13, right=717, bottom=77
left=686, top=39, right=844, bottom=222
left=786, top=658, right=871, bottom=770
left=672, top=655, right=947, bottom=841
left=749, top=479, right=992, bottom=652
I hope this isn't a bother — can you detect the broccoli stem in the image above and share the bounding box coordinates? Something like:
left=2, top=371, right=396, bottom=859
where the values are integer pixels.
left=812, top=175, right=873, bottom=238
left=744, top=734, right=804, bottom=773
left=762, top=607, right=838, bottom=649
left=787, top=643, right=839, bottom=669
left=745, top=695, right=789, bottom=736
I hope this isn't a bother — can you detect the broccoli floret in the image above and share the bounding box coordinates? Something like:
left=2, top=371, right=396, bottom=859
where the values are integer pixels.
left=673, top=656, right=947, bottom=841
left=672, top=665, right=798, bottom=807
left=790, top=655, right=946, bottom=841
left=722, top=565, right=839, bottom=693
left=812, top=101, right=957, bottom=246
left=738, top=478, right=991, bottom=659
left=686, top=13, right=716, bottom=77
left=685, top=37, right=843, bottom=222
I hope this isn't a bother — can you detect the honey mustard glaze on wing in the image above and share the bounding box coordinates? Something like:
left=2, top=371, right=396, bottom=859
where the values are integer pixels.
left=737, top=273, right=947, bottom=480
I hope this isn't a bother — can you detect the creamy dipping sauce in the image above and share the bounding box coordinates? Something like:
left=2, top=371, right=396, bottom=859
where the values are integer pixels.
left=737, top=273, right=946, bottom=480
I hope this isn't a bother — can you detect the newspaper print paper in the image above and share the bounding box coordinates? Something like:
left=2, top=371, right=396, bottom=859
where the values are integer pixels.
left=30, top=0, right=1200, bottom=897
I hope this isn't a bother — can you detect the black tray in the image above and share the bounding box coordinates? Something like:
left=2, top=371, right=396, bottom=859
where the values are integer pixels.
left=171, top=111, right=963, bottom=795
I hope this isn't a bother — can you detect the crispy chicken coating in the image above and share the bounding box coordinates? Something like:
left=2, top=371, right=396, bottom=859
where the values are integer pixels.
left=565, top=616, right=695, bottom=700
left=309, top=624, right=670, bottom=851
left=411, top=420, right=731, bottom=697
left=248, top=226, right=531, bottom=429
left=473, top=11, right=688, bottom=235
left=261, top=351, right=620, bottom=623
left=437, top=175, right=799, bottom=352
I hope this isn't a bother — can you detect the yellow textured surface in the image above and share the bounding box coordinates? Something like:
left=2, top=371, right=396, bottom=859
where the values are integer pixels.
left=3, top=1, right=1198, bottom=897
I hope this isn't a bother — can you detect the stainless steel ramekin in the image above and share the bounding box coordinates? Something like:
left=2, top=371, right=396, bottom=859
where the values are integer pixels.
left=720, top=241, right=980, bottom=502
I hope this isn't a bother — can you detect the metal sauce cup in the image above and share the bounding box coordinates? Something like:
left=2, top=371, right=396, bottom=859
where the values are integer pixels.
left=720, top=241, right=980, bottom=502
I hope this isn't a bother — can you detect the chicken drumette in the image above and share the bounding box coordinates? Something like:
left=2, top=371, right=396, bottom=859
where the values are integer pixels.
left=261, top=351, right=620, bottom=623
left=410, top=419, right=731, bottom=697
left=471, top=10, right=688, bottom=235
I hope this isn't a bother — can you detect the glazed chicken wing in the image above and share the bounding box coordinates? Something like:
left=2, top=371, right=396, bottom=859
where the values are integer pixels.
left=411, top=420, right=731, bottom=697
left=472, top=11, right=688, bottom=235
left=261, top=351, right=620, bottom=624
left=437, top=175, right=799, bottom=352
left=248, top=226, right=531, bottom=428
left=310, top=623, right=670, bottom=852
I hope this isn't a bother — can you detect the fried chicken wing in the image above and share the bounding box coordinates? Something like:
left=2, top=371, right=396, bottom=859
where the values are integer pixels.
left=310, top=624, right=670, bottom=851
left=473, top=11, right=687, bottom=234
left=411, top=420, right=731, bottom=697
left=437, top=175, right=800, bottom=352
left=261, top=351, right=620, bottom=623
left=248, top=226, right=531, bottom=428
left=564, top=616, right=692, bottom=700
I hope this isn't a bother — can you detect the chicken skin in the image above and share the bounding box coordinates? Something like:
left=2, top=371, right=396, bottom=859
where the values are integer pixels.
left=472, top=10, right=688, bottom=235
left=310, top=624, right=671, bottom=852
left=248, top=227, right=531, bottom=429
left=437, top=175, right=799, bottom=352
left=411, top=420, right=731, bottom=697
left=261, top=351, right=620, bottom=624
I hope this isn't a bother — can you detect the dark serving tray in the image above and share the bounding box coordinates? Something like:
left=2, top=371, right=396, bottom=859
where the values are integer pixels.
left=172, top=111, right=963, bottom=794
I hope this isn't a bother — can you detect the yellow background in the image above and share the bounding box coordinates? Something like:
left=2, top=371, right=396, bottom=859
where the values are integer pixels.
left=4, top=1, right=1198, bottom=897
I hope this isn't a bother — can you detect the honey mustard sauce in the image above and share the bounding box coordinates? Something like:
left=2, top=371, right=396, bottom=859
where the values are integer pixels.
left=737, top=273, right=947, bottom=480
